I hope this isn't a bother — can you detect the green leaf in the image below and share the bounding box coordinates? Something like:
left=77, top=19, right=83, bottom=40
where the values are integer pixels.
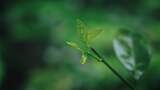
left=76, top=19, right=87, bottom=43
left=113, top=29, right=151, bottom=80
left=87, top=29, right=103, bottom=43
left=66, top=41, right=81, bottom=51
left=80, top=53, right=87, bottom=64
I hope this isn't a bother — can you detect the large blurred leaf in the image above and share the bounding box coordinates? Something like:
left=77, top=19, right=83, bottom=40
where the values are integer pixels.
left=113, top=29, right=151, bottom=80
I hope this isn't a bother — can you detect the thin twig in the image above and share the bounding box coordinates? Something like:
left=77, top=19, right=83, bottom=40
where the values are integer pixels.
left=90, top=47, right=135, bottom=90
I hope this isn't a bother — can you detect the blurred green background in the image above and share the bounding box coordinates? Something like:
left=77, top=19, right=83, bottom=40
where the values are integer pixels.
left=0, top=0, right=160, bottom=90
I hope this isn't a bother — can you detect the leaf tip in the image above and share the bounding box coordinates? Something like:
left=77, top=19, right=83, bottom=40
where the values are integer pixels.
left=65, top=41, right=81, bottom=50
left=80, top=53, right=87, bottom=64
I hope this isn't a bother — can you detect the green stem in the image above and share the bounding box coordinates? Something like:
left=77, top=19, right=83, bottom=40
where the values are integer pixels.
left=90, top=47, right=135, bottom=90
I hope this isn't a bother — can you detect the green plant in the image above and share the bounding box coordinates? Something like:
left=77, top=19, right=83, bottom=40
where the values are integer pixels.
left=66, top=19, right=151, bottom=90
left=66, top=19, right=103, bottom=64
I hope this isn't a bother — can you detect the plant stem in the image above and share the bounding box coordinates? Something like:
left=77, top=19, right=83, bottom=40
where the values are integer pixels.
left=90, top=47, right=135, bottom=90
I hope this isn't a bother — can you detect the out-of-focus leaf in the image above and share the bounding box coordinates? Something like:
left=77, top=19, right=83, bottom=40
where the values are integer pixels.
left=66, top=41, right=81, bottom=51
left=113, top=29, right=151, bottom=80
left=80, top=53, right=87, bottom=64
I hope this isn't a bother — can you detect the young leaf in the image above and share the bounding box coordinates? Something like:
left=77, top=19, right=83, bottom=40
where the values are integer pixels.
left=76, top=19, right=87, bottom=42
left=66, top=41, right=81, bottom=51
left=80, top=53, right=87, bottom=64
left=87, top=29, right=103, bottom=43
